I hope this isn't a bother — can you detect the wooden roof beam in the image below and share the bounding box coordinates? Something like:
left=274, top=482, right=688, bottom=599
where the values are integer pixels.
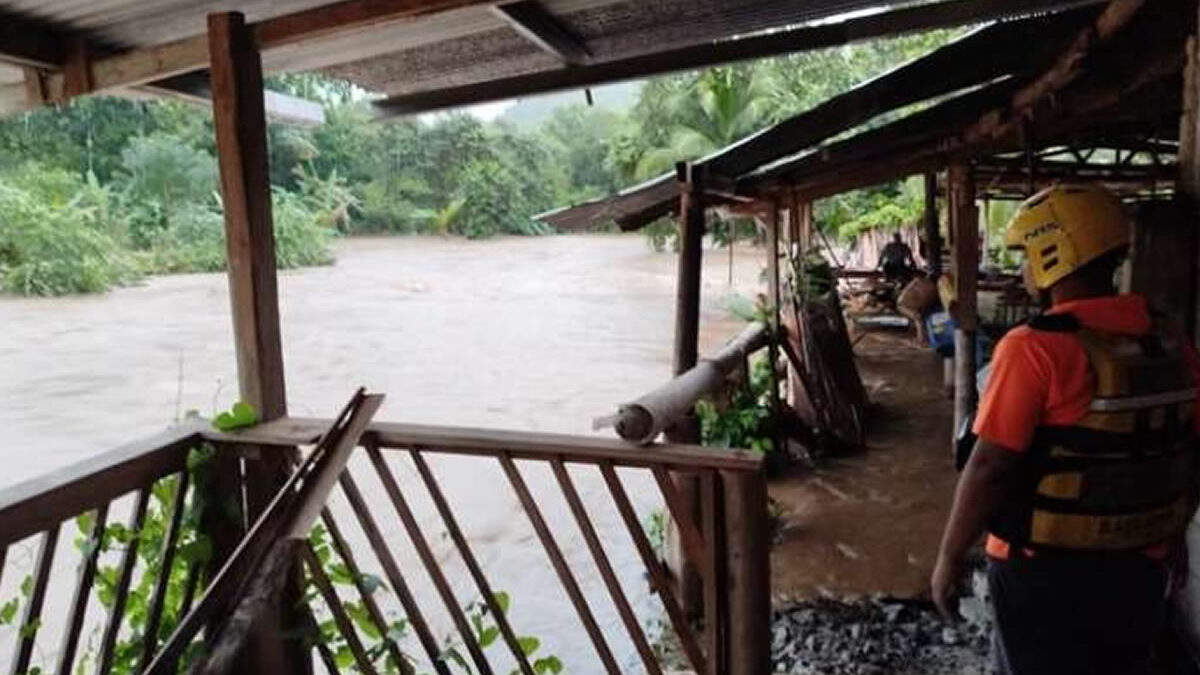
left=10, top=0, right=497, bottom=104
left=377, top=0, right=1111, bottom=117
left=493, top=1, right=591, bottom=65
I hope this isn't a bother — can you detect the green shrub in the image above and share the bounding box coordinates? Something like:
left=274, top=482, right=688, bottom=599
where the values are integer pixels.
left=140, top=193, right=334, bottom=275
left=140, top=205, right=227, bottom=274
left=453, top=160, right=550, bottom=239
left=273, top=189, right=335, bottom=269
left=0, top=182, right=137, bottom=296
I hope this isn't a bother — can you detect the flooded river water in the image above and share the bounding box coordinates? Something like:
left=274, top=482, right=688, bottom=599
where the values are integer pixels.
left=0, top=234, right=763, bottom=673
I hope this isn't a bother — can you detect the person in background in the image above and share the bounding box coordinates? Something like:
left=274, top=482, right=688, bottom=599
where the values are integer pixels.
left=931, top=183, right=1200, bottom=675
left=878, top=231, right=918, bottom=284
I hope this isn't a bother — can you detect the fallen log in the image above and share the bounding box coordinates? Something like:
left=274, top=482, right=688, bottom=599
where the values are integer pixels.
left=605, top=322, right=770, bottom=445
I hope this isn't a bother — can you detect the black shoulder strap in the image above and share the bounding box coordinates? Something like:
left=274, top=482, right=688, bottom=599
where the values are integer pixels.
left=1027, top=312, right=1081, bottom=333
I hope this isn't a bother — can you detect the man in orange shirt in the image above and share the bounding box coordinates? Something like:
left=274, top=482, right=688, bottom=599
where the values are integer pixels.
left=931, top=184, right=1200, bottom=674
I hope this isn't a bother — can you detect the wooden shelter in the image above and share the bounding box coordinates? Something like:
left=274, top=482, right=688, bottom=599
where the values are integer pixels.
left=0, top=0, right=1196, bottom=673
left=541, top=0, right=1195, bottom=440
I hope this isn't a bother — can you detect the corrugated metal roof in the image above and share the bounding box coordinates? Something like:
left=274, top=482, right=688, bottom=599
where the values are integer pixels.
left=0, top=0, right=918, bottom=98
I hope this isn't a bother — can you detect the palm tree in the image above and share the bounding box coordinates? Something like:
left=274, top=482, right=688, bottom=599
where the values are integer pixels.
left=634, top=65, right=769, bottom=179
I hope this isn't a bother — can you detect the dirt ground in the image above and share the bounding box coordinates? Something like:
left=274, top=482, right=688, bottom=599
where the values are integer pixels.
left=769, top=329, right=959, bottom=602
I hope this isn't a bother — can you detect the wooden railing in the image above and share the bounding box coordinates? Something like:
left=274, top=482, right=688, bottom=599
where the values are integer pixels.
left=0, top=418, right=769, bottom=675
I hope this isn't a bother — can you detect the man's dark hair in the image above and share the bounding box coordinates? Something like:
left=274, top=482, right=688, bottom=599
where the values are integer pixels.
left=1073, top=247, right=1127, bottom=290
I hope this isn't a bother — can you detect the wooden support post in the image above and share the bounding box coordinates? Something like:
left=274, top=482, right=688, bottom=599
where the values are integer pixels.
left=788, top=190, right=803, bottom=255
left=924, top=171, right=942, bottom=276
left=208, top=12, right=303, bottom=675
left=949, top=161, right=979, bottom=443
left=722, top=469, right=770, bottom=675
left=765, top=205, right=784, bottom=465
left=1180, top=21, right=1200, bottom=343
left=669, top=161, right=705, bottom=620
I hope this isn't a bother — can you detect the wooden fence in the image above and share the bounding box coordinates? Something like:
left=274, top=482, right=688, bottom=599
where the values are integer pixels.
left=0, top=419, right=769, bottom=675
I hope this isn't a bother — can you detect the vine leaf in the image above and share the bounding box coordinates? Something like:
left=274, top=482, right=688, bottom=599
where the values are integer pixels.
left=212, top=401, right=259, bottom=432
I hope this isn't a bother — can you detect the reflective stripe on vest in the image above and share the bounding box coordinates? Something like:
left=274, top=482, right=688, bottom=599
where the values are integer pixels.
left=988, top=320, right=1197, bottom=552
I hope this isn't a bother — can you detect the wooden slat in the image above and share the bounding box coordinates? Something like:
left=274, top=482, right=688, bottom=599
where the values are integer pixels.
left=98, top=488, right=152, bottom=675
left=56, top=504, right=109, bottom=675
left=338, top=472, right=449, bottom=675
left=699, top=471, right=724, bottom=675
left=319, top=508, right=410, bottom=673
left=205, top=419, right=764, bottom=472
left=0, top=423, right=200, bottom=545
left=550, top=460, right=662, bottom=675
left=146, top=390, right=377, bottom=675
left=410, top=449, right=535, bottom=675
left=367, top=444, right=493, bottom=675
left=301, top=544, right=379, bottom=675
left=598, top=462, right=707, bottom=674
left=138, top=471, right=192, bottom=672
left=651, top=467, right=708, bottom=574
left=305, top=608, right=343, bottom=675
left=498, top=455, right=620, bottom=675
left=493, top=1, right=591, bottom=65
left=10, top=526, right=59, bottom=675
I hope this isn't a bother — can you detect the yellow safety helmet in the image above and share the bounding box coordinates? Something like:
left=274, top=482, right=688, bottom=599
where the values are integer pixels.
left=1004, top=183, right=1131, bottom=290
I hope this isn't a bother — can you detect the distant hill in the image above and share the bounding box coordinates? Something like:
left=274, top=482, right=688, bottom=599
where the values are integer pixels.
left=499, top=81, right=641, bottom=130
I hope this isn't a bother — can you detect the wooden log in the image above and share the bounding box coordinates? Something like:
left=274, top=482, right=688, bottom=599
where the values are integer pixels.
left=613, top=322, right=770, bottom=445
left=722, top=470, right=770, bottom=675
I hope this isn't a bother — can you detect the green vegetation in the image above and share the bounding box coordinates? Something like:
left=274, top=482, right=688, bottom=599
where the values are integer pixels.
left=697, top=355, right=775, bottom=455
left=0, top=29, right=958, bottom=296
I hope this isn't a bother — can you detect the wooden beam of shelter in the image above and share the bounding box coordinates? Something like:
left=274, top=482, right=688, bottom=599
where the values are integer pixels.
left=4, top=0, right=497, bottom=104
left=958, top=0, right=1151, bottom=149
left=537, top=4, right=1099, bottom=232
left=379, top=0, right=1108, bottom=118
left=493, top=1, right=591, bottom=65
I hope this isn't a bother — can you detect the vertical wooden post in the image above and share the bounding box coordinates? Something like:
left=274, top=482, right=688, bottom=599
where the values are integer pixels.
left=766, top=202, right=782, bottom=323
left=1180, top=25, right=1200, bottom=343
left=208, top=12, right=305, bottom=674
left=668, top=162, right=705, bottom=619
left=924, top=171, right=942, bottom=276
left=949, top=161, right=979, bottom=441
left=722, top=469, right=770, bottom=675
left=673, top=161, right=705, bottom=380
left=209, top=12, right=287, bottom=422
left=788, top=189, right=803, bottom=255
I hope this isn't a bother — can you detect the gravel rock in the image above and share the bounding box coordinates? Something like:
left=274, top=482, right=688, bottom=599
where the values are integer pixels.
left=770, top=593, right=991, bottom=675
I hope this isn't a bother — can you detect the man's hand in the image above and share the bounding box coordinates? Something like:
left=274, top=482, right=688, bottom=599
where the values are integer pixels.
left=931, top=553, right=963, bottom=621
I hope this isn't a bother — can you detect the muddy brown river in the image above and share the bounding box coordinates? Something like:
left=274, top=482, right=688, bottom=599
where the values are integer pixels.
left=0, top=234, right=763, bottom=673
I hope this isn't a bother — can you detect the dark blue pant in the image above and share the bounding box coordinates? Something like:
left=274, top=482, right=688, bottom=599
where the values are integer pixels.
left=988, top=552, right=1168, bottom=675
